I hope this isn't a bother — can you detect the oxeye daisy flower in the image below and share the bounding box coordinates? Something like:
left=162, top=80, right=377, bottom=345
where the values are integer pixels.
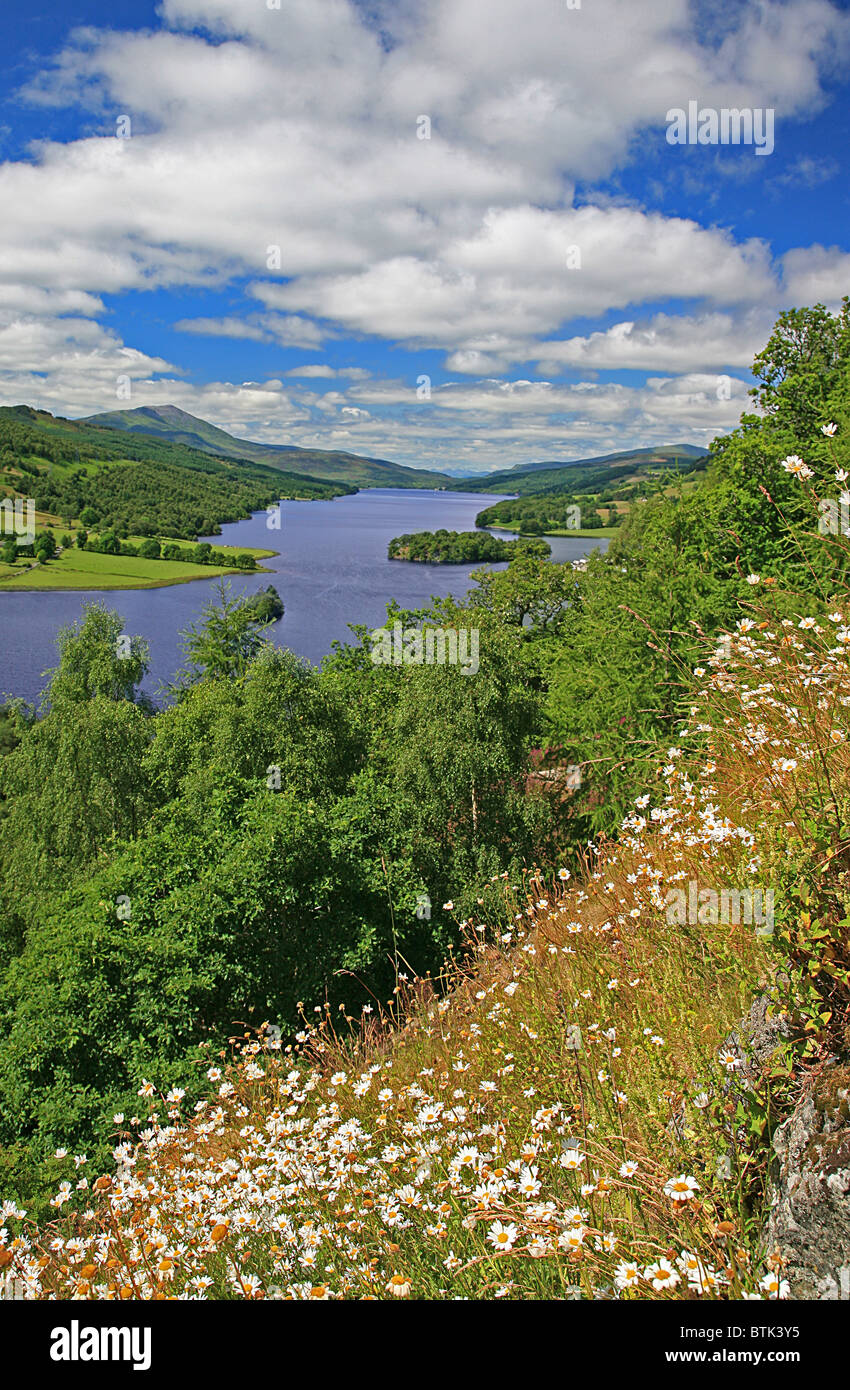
left=527, top=1237, right=552, bottom=1258
left=487, top=1221, right=518, bottom=1252
left=675, top=1251, right=711, bottom=1289
left=557, top=1227, right=587, bottom=1254
left=562, top=1205, right=589, bottom=1229
left=780, top=454, right=814, bottom=480
left=386, top=1274, right=412, bottom=1298
left=663, top=1174, right=700, bottom=1203
left=615, top=1260, right=641, bottom=1289
left=517, top=1166, right=541, bottom=1198
left=645, top=1259, right=680, bottom=1290
left=759, top=1271, right=790, bottom=1299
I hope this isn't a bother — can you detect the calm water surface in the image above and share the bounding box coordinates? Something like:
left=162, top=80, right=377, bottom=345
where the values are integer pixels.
left=0, top=489, right=608, bottom=704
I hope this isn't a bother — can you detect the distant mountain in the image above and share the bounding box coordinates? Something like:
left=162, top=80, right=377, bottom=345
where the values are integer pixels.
left=506, top=444, right=707, bottom=476
left=0, top=404, right=347, bottom=498
left=448, top=444, right=710, bottom=495
left=80, top=406, right=448, bottom=489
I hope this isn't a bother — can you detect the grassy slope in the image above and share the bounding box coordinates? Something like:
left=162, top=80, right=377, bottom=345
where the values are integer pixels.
left=7, top=605, right=845, bottom=1300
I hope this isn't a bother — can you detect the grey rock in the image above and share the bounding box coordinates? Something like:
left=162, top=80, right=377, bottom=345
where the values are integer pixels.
left=764, top=1064, right=850, bottom=1299
left=723, top=994, right=795, bottom=1089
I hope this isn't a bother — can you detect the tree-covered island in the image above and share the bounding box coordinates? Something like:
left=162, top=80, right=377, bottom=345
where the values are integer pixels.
left=388, top=528, right=551, bottom=563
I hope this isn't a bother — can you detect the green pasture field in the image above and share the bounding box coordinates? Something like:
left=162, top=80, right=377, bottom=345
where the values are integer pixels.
left=0, top=542, right=276, bottom=590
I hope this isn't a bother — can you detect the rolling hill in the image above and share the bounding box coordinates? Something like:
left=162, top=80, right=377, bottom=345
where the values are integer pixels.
left=80, top=405, right=449, bottom=489
left=449, top=443, right=709, bottom=495
left=472, top=442, right=712, bottom=535
left=0, top=405, right=349, bottom=497
left=0, top=404, right=351, bottom=550
left=505, top=443, right=706, bottom=476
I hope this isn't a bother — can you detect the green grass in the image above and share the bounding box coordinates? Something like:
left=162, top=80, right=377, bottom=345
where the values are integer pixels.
left=125, top=537, right=276, bottom=561
left=0, top=544, right=276, bottom=591
left=539, top=526, right=621, bottom=539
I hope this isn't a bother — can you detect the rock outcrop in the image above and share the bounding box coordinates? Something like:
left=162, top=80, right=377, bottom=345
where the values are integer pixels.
left=764, top=1063, right=850, bottom=1299
left=724, top=993, right=794, bottom=1086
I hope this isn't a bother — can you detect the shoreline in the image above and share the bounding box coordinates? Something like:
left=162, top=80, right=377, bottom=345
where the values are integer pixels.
left=0, top=563, right=276, bottom=593
left=0, top=548, right=279, bottom=593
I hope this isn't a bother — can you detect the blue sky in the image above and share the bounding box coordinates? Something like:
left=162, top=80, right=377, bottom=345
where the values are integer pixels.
left=0, top=0, right=848, bottom=472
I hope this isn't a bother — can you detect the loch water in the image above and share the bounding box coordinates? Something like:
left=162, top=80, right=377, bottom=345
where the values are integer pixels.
left=0, top=488, right=608, bottom=704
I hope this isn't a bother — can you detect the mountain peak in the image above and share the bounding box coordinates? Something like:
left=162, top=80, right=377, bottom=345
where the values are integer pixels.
left=78, top=404, right=449, bottom=488
left=133, top=405, right=205, bottom=426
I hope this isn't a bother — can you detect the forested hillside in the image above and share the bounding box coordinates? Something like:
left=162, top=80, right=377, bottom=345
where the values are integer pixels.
left=473, top=452, right=710, bottom=539
left=0, top=406, right=348, bottom=539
